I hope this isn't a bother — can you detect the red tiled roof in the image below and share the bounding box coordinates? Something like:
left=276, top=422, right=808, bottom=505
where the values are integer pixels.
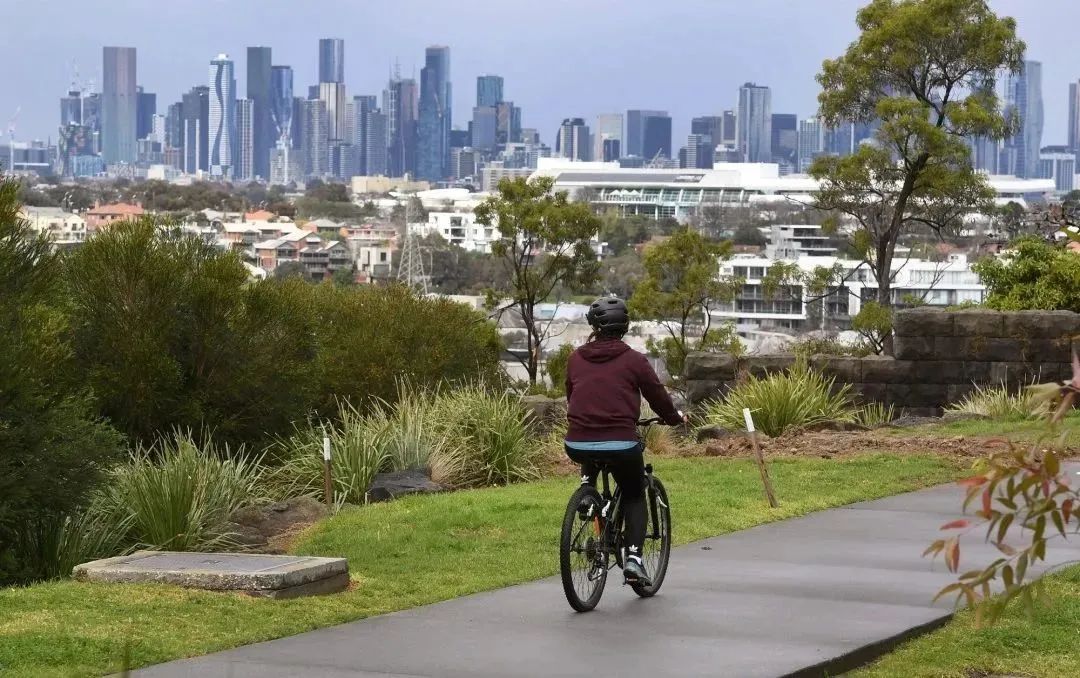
left=87, top=203, right=145, bottom=216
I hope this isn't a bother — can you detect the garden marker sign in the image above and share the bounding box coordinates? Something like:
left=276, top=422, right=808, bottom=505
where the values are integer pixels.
left=743, top=408, right=778, bottom=508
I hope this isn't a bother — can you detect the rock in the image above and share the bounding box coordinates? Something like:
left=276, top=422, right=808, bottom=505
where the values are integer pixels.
left=942, top=411, right=990, bottom=423
left=684, top=352, right=737, bottom=381
left=953, top=310, right=1005, bottom=338
left=520, top=395, right=567, bottom=432
left=695, top=426, right=733, bottom=443
left=894, top=308, right=955, bottom=337
left=368, top=469, right=445, bottom=503
left=228, top=496, right=329, bottom=551
left=222, top=522, right=268, bottom=548
left=889, top=415, right=942, bottom=428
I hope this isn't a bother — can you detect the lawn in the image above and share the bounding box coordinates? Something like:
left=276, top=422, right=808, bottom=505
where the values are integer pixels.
left=893, top=413, right=1080, bottom=444
left=853, top=565, right=1080, bottom=678
left=0, top=454, right=957, bottom=677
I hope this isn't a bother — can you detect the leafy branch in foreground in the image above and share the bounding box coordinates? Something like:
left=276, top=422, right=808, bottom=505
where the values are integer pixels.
left=927, top=353, right=1080, bottom=626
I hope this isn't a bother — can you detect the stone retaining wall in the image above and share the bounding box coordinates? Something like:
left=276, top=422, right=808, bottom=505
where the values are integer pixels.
left=685, top=309, right=1080, bottom=416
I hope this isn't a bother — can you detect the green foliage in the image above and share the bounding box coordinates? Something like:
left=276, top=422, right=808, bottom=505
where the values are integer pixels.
left=851, top=301, right=894, bottom=355
left=596, top=250, right=644, bottom=298
left=544, top=343, right=575, bottom=396
left=789, top=336, right=874, bottom=359
left=11, top=512, right=132, bottom=582
left=945, top=383, right=1047, bottom=420
left=630, top=227, right=740, bottom=379
left=421, top=232, right=512, bottom=295
left=428, top=385, right=539, bottom=488
left=732, top=223, right=766, bottom=247
left=811, top=0, right=1023, bottom=324
left=973, top=236, right=1080, bottom=312
left=598, top=214, right=651, bottom=255
left=855, top=402, right=896, bottom=428
left=0, top=178, right=126, bottom=586
left=303, top=180, right=351, bottom=203
left=476, top=176, right=601, bottom=383
left=94, top=430, right=265, bottom=551
left=699, top=364, right=856, bottom=437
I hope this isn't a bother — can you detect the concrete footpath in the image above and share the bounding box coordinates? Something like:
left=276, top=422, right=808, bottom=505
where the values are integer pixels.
left=134, top=464, right=1080, bottom=678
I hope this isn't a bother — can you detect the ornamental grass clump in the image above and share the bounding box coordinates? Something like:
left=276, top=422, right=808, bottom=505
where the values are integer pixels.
left=698, top=364, right=855, bottom=437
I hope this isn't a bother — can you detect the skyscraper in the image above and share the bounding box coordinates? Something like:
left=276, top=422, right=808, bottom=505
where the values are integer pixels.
left=319, top=81, right=348, bottom=141
left=165, top=101, right=183, bottom=153
left=60, top=91, right=82, bottom=127
left=625, top=110, right=667, bottom=158
left=270, top=66, right=294, bottom=145
left=771, top=113, right=798, bottom=168
left=797, top=118, right=824, bottom=172
left=418, top=46, right=452, bottom=181
left=352, top=95, right=378, bottom=174
left=1068, top=81, right=1080, bottom=157
left=594, top=113, right=623, bottom=161
left=471, top=106, right=498, bottom=151
left=737, top=83, right=772, bottom=163
left=642, top=114, right=672, bottom=160
left=690, top=116, right=723, bottom=144
left=181, top=86, right=209, bottom=174
left=1004, top=61, right=1044, bottom=179
left=319, top=38, right=344, bottom=84
left=721, top=110, right=737, bottom=145
left=101, top=46, right=137, bottom=165
left=556, top=118, right=590, bottom=161
left=136, top=87, right=156, bottom=141
left=302, top=98, right=328, bottom=177
left=476, top=75, right=504, bottom=107
left=495, top=101, right=521, bottom=145
left=208, top=54, right=237, bottom=177
left=235, top=99, right=254, bottom=181
left=385, top=76, right=418, bottom=177
left=247, top=46, right=273, bottom=180
left=365, top=108, right=388, bottom=177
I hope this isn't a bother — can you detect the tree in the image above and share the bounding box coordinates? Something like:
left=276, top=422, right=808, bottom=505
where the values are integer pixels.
left=810, top=0, right=1024, bottom=353
left=0, top=179, right=124, bottom=584
left=629, top=228, right=741, bottom=380
left=475, top=176, right=601, bottom=384
left=973, top=236, right=1080, bottom=312
left=732, top=223, right=767, bottom=247
left=597, top=251, right=645, bottom=299
left=274, top=260, right=308, bottom=280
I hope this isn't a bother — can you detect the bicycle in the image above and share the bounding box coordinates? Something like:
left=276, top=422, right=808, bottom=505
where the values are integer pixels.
left=559, top=417, right=672, bottom=612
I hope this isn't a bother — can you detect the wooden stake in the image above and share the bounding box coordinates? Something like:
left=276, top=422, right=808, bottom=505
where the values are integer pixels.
left=743, top=408, right=778, bottom=508
left=322, top=434, right=333, bottom=510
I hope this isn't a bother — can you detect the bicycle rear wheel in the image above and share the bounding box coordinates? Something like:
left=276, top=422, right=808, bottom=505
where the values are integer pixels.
left=560, top=485, right=608, bottom=612
left=632, top=476, right=671, bottom=598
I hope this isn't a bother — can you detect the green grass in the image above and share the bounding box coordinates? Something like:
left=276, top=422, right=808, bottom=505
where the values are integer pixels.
left=0, top=454, right=957, bottom=678
left=853, top=565, right=1080, bottom=678
left=889, top=412, right=1080, bottom=443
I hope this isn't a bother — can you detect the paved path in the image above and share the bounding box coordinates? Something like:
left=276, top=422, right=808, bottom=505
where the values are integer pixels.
left=134, top=464, right=1080, bottom=678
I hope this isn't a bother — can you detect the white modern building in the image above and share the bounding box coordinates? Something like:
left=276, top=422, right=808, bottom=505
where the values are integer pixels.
left=532, top=159, right=1056, bottom=221
left=714, top=253, right=985, bottom=335
left=208, top=54, right=236, bottom=178
left=19, top=206, right=87, bottom=249
left=413, top=211, right=496, bottom=253
left=764, top=224, right=838, bottom=259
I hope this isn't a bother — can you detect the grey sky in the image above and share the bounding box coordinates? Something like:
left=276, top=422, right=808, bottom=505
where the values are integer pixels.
left=4, top=0, right=1078, bottom=150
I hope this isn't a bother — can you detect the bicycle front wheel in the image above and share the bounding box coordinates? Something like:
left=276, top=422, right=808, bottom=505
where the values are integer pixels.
left=560, top=484, right=607, bottom=612
left=632, top=475, right=671, bottom=598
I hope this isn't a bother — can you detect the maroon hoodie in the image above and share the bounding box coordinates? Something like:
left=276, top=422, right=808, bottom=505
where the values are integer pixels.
left=564, top=337, right=682, bottom=442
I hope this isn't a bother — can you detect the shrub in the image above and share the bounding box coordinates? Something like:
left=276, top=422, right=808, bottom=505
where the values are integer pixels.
left=544, top=343, right=575, bottom=396
left=946, top=383, right=1048, bottom=420
left=699, top=364, right=855, bottom=437
left=94, top=430, right=265, bottom=551
left=973, top=235, right=1080, bottom=312
left=12, top=512, right=132, bottom=582
left=428, top=386, right=540, bottom=487
left=789, top=336, right=873, bottom=358
left=855, top=402, right=895, bottom=428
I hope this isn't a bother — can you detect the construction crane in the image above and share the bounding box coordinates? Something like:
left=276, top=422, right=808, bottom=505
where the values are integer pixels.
left=4, top=106, right=20, bottom=173
left=396, top=198, right=428, bottom=295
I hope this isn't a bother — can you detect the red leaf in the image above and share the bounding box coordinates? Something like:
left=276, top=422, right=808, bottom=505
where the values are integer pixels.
left=1064, top=499, right=1075, bottom=524
left=982, top=488, right=992, bottom=516
left=959, top=476, right=988, bottom=489
left=940, top=519, right=971, bottom=530
left=945, top=538, right=961, bottom=573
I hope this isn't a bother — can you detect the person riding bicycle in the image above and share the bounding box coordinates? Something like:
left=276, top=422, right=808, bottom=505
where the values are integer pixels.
left=564, top=296, right=684, bottom=586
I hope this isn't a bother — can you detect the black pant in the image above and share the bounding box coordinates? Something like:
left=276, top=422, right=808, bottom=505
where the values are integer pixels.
left=565, top=445, right=646, bottom=557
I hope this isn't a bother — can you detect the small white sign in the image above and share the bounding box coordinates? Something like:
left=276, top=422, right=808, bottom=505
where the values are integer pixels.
left=742, top=408, right=756, bottom=433
left=322, top=437, right=332, bottom=461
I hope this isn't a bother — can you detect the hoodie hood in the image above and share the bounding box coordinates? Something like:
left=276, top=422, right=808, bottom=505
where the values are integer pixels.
left=576, top=337, right=631, bottom=363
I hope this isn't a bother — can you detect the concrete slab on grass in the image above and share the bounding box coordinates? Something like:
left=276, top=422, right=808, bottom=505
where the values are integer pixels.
left=74, top=551, right=348, bottom=598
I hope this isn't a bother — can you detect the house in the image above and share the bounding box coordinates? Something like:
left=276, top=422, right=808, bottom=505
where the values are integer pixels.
left=19, top=206, right=87, bottom=249
left=84, top=203, right=145, bottom=233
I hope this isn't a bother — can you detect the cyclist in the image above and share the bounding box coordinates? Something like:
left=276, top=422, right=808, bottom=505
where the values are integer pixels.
left=564, top=296, right=684, bottom=586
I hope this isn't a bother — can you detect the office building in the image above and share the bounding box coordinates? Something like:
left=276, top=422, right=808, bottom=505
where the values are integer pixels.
left=101, top=46, right=137, bottom=165
left=136, top=87, right=156, bottom=140
left=165, top=102, right=183, bottom=153
left=319, top=81, right=348, bottom=141
left=681, top=133, right=715, bottom=169
left=721, top=110, right=737, bottom=145
left=556, top=118, right=590, bottom=161
left=1038, top=146, right=1075, bottom=193
left=235, top=99, right=254, bottom=181
left=208, top=54, right=237, bottom=178
left=1004, top=61, right=1043, bottom=179
left=594, top=113, right=623, bottom=162
left=270, top=65, right=294, bottom=145
left=302, top=98, right=328, bottom=177
left=385, top=76, right=418, bottom=177
left=1069, top=81, right=1080, bottom=156
left=642, top=114, right=672, bottom=160
left=797, top=118, right=824, bottom=172
left=471, top=106, right=497, bottom=151
left=476, top=75, right=503, bottom=107
left=691, top=116, right=723, bottom=144
left=364, top=108, right=388, bottom=176
left=771, top=113, right=797, bottom=170
left=970, top=135, right=1000, bottom=174
left=60, top=90, right=83, bottom=127
left=329, top=140, right=357, bottom=180
left=737, top=83, right=772, bottom=163
left=418, top=45, right=452, bottom=181
left=451, top=146, right=480, bottom=180
left=247, top=46, right=273, bottom=179
left=350, top=95, right=377, bottom=174
left=319, top=38, right=344, bottom=84
left=496, top=101, right=521, bottom=145
left=181, top=86, right=209, bottom=174
left=625, top=110, right=667, bottom=158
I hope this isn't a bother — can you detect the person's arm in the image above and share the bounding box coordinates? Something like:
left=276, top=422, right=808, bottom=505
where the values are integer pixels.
left=564, top=353, right=575, bottom=401
left=635, top=354, right=682, bottom=425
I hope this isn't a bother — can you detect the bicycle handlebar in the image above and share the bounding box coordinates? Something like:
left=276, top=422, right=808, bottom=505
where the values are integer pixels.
left=637, top=417, right=666, bottom=426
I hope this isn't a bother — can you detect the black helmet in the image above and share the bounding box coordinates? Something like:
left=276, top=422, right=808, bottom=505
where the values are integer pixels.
left=587, top=296, right=630, bottom=336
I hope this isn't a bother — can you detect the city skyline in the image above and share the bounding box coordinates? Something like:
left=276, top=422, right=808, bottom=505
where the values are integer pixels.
left=5, top=0, right=1079, bottom=150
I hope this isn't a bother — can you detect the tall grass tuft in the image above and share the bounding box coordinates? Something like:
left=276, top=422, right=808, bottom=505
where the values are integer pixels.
left=699, top=364, right=855, bottom=437
left=13, top=512, right=132, bottom=581
left=376, top=381, right=444, bottom=472
left=95, top=429, right=264, bottom=551
left=855, top=402, right=896, bottom=428
left=946, top=383, right=1048, bottom=420
left=428, top=385, right=540, bottom=487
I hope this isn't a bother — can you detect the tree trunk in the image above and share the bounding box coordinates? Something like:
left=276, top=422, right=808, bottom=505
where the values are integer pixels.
left=875, top=244, right=895, bottom=356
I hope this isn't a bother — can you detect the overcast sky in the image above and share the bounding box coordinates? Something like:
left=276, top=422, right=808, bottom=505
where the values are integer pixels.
left=4, top=0, right=1078, bottom=147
